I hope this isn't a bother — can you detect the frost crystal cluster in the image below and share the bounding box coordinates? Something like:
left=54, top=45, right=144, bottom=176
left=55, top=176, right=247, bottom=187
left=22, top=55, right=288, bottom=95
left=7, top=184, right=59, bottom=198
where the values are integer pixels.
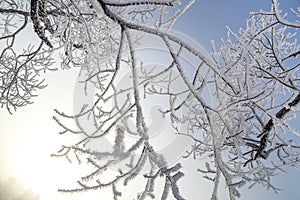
left=0, top=0, right=299, bottom=199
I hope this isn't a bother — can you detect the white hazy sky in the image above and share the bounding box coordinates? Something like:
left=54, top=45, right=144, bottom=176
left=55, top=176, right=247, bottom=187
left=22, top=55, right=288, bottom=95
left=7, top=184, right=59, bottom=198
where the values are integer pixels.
left=1, top=1, right=300, bottom=200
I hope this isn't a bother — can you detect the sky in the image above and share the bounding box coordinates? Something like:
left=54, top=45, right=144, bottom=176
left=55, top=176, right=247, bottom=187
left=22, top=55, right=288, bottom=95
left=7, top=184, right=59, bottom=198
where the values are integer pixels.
left=0, top=0, right=300, bottom=200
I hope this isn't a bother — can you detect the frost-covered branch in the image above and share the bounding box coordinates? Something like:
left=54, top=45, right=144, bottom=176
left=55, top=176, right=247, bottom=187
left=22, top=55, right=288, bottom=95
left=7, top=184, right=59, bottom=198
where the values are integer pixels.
left=193, top=2, right=300, bottom=199
left=1, top=0, right=300, bottom=199
left=272, top=0, right=300, bottom=28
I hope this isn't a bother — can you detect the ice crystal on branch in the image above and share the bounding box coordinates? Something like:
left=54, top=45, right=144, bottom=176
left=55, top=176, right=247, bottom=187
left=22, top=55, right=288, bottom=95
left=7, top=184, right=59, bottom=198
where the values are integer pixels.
left=1, top=0, right=300, bottom=200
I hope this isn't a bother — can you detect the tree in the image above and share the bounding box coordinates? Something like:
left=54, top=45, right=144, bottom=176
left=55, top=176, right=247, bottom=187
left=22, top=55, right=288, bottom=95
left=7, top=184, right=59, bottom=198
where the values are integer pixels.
left=195, top=1, right=300, bottom=198
left=0, top=0, right=299, bottom=199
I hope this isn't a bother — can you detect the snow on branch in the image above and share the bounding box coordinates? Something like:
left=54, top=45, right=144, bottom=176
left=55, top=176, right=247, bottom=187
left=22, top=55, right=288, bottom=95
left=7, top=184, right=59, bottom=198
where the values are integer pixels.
left=1, top=0, right=300, bottom=200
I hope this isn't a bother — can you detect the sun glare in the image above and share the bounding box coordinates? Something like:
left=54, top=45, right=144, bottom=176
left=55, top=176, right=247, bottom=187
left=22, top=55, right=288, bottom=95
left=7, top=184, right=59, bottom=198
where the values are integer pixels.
left=14, top=121, right=113, bottom=200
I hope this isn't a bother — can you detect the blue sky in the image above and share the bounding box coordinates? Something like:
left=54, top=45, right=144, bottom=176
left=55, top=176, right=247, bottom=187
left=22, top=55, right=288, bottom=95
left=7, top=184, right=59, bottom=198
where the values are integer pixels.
left=173, top=1, right=300, bottom=199
left=174, top=0, right=299, bottom=49
left=0, top=0, right=299, bottom=199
